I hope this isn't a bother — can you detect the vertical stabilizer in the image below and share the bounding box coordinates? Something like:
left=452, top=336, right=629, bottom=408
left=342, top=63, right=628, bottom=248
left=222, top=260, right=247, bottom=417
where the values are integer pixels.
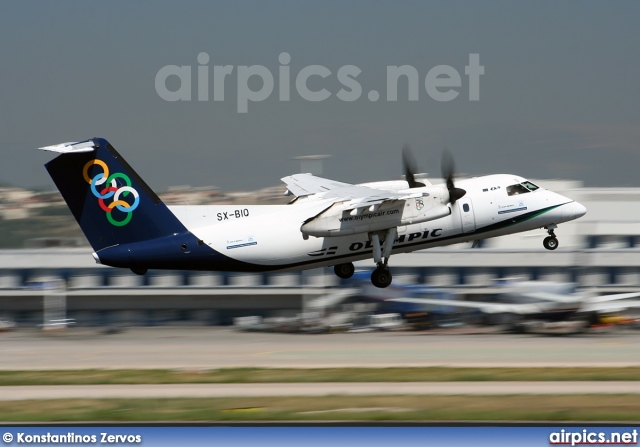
left=42, top=138, right=187, bottom=252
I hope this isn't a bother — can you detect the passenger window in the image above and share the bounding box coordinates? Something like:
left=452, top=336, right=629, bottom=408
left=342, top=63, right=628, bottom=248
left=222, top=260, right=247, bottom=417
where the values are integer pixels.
left=463, top=203, right=470, bottom=212
left=506, top=184, right=530, bottom=196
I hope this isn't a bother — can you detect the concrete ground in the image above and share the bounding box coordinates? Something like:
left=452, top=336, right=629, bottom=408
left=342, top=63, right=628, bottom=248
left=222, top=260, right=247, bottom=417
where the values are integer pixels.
left=1, top=327, right=639, bottom=370
left=2, top=381, right=640, bottom=401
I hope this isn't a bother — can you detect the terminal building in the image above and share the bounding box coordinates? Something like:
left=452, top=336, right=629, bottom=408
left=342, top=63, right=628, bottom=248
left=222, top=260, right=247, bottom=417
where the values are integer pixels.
left=1, top=179, right=639, bottom=326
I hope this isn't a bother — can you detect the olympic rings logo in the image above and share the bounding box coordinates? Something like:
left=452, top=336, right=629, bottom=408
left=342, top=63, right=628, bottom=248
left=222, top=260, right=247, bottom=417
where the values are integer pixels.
left=83, top=159, right=140, bottom=226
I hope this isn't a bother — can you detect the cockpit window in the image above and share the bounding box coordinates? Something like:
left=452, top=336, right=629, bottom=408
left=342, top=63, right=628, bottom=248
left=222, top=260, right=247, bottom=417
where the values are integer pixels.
left=506, top=184, right=530, bottom=196
left=507, top=181, right=540, bottom=196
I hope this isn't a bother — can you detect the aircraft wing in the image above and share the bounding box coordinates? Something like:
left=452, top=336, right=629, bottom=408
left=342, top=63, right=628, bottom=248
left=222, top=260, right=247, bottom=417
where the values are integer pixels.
left=504, top=291, right=640, bottom=309
left=581, top=300, right=640, bottom=313
left=282, top=173, right=423, bottom=206
left=588, top=292, right=640, bottom=303
left=514, top=291, right=582, bottom=305
left=523, top=291, right=640, bottom=304
left=385, top=297, right=553, bottom=315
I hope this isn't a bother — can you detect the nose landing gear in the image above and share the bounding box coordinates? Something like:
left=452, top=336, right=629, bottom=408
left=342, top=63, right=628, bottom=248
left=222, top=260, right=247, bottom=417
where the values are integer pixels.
left=543, top=225, right=559, bottom=250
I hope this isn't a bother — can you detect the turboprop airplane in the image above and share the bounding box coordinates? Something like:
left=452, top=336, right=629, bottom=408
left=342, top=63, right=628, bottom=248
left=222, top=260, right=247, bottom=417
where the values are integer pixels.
left=40, top=138, right=587, bottom=288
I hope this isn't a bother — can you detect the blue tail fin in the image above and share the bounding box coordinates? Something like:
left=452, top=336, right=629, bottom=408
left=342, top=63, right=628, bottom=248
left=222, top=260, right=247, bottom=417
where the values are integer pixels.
left=43, top=138, right=187, bottom=252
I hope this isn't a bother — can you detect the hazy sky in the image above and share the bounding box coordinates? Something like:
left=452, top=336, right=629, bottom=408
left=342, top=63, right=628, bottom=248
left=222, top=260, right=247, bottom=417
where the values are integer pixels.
left=2, top=1, right=640, bottom=191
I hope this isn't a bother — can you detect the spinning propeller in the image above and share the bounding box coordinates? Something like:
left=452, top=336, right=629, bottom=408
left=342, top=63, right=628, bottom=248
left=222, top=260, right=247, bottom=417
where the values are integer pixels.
left=402, top=145, right=426, bottom=188
left=402, top=145, right=466, bottom=204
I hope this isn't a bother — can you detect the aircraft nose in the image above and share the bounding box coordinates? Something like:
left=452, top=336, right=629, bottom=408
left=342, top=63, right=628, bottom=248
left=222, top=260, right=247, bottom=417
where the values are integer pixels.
left=563, top=201, right=587, bottom=220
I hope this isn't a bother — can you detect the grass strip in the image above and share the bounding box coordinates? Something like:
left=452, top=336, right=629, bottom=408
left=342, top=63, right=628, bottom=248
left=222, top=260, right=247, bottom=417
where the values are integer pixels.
left=0, top=395, right=639, bottom=422
left=2, top=367, right=640, bottom=386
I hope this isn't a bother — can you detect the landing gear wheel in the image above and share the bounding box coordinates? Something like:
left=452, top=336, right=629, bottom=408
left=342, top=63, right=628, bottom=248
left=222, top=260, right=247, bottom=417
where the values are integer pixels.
left=334, top=262, right=355, bottom=279
left=371, top=267, right=392, bottom=288
left=543, top=236, right=559, bottom=250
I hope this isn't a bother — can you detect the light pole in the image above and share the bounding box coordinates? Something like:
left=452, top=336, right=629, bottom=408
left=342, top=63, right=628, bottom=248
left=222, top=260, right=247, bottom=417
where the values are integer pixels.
left=294, top=154, right=331, bottom=175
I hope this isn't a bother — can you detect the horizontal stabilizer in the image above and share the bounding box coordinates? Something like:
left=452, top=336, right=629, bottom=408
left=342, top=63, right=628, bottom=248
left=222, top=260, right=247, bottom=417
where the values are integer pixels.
left=39, top=140, right=97, bottom=154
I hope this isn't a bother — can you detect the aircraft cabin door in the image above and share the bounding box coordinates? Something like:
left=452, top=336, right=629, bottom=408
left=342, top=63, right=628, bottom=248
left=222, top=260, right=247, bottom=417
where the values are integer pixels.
left=458, top=198, right=476, bottom=233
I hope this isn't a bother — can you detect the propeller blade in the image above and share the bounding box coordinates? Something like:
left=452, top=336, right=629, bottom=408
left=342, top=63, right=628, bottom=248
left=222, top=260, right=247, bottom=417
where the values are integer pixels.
left=441, top=148, right=455, bottom=188
left=402, top=145, right=425, bottom=188
left=441, top=148, right=466, bottom=204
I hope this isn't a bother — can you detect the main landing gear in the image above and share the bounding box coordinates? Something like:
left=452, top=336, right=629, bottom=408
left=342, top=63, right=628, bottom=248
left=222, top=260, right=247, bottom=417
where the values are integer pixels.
left=543, top=225, right=559, bottom=251
left=369, top=227, right=397, bottom=288
left=333, top=262, right=355, bottom=279
left=371, top=267, right=392, bottom=288
left=331, top=227, right=397, bottom=288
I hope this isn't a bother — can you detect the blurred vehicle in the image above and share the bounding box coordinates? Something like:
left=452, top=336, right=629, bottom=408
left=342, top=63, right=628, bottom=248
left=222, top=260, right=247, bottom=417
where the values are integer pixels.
left=0, top=318, right=16, bottom=331
left=233, top=316, right=264, bottom=332
left=40, top=318, right=76, bottom=331
left=369, top=313, right=404, bottom=331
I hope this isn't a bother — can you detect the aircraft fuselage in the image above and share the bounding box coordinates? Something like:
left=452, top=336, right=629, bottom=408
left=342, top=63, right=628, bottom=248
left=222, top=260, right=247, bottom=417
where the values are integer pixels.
left=93, top=174, right=585, bottom=273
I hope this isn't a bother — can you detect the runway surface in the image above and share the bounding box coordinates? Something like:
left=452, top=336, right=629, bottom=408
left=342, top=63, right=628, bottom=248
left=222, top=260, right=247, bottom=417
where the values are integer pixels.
left=1, top=327, right=640, bottom=370
left=2, top=381, right=640, bottom=401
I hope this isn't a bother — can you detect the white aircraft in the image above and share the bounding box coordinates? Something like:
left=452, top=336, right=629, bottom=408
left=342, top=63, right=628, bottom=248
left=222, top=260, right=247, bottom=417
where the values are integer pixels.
left=385, top=280, right=640, bottom=333
left=40, top=138, right=587, bottom=288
